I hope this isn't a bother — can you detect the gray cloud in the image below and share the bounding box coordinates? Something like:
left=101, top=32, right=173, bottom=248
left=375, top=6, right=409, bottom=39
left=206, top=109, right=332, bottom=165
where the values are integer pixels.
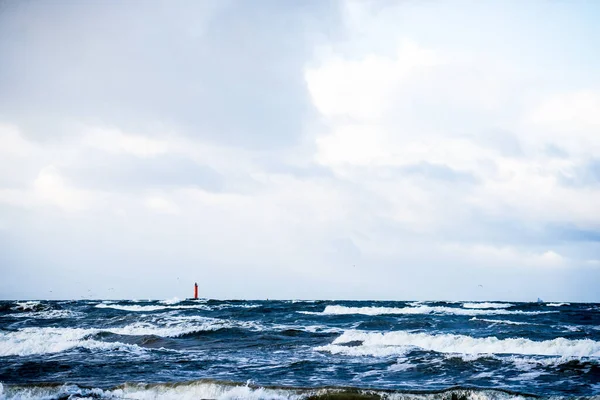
left=557, top=158, right=600, bottom=188
left=0, top=0, right=338, bottom=148
left=399, top=162, right=479, bottom=184
left=63, top=152, right=225, bottom=192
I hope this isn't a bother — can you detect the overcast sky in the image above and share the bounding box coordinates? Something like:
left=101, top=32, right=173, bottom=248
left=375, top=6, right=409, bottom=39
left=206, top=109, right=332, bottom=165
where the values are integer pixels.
left=1, top=0, right=599, bottom=301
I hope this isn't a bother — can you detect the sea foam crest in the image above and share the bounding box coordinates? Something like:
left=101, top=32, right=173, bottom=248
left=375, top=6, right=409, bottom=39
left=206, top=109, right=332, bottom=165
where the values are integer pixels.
left=95, top=303, right=210, bottom=312
left=316, top=330, right=600, bottom=358
left=469, top=317, right=531, bottom=326
left=11, top=309, right=84, bottom=319
left=0, top=316, right=247, bottom=357
left=106, top=320, right=224, bottom=338
left=12, top=301, right=47, bottom=312
left=0, top=382, right=302, bottom=400
left=95, top=303, right=169, bottom=312
left=159, top=297, right=182, bottom=305
left=0, top=382, right=543, bottom=400
left=0, top=328, right=144, bottom=357
left=316, top=305, right=549, bottom=316
left=462, top=302, right=514, bottom=309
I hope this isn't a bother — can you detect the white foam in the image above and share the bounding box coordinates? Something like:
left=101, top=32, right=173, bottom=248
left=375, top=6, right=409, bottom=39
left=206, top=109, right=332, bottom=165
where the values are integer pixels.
left=388, top=356, right=416, bottom=372
left=96, top=303, right=169, bottom=312
left=0, top=382, right=557, bottom=400
left=11, top=310, right=84, bottom=319
left=547, top=303, right=569, bottom=307
left=212, top=303, right=260, bottom=310
left=0, top=315, right=252, bottom=357
left=108, top=315, right=249, bottom=337
left=500, top=354, right=594, bottom=368
left=0, top=383, right=302, bottom=400
left=462, top=302, right=514, bottom=309
left=469, top=317, right=531, bottom=326
left=316, top=330, right=600, bottom=358
left=159, top=297, right=182, bottom=305
left=167, top=315, right=265, bottom=332
left=95, top=303, right=210, bottom=312
left=0, top=328, right=144, bottom=357
left=107, top=322, right=214, bottom=338
left=12, top=301, right=46, bottom=311
left=317, top=305, right=550, bottom=316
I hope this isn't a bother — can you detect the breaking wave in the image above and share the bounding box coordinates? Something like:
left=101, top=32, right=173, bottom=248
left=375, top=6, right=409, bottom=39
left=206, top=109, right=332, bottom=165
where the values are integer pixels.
left=469, top=317, right=532, bottom=326
left=462, top=302, right=514, bottom=309
left=316, top=330, right=600, bottom=358
left=95, top=303, right=210, bottom=312
left=0, top=316, right=259, bottom=357
left=314, top=305, right=551, bottom=316
left=0, top=381, right=551, bottom=400
left=10, top=309, right=84, bottom=319
left=0, top=328, right=145, bottom=357
left=159, top=297, right=183, bottom=305
left=11, top=301, right=48, bottom=312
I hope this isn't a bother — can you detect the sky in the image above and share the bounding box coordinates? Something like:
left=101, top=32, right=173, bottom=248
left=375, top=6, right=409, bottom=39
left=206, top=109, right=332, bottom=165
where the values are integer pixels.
left=1, top=0, right=599, bottom=302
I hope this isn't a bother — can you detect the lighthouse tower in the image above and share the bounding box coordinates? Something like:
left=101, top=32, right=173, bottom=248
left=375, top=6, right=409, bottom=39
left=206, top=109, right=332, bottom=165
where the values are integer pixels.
left=194, top=282, right=198, bottom=300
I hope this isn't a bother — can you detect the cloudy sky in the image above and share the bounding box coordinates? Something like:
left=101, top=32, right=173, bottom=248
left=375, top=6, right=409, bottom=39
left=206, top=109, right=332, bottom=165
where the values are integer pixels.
left=1, top=1, right=599, bottom=301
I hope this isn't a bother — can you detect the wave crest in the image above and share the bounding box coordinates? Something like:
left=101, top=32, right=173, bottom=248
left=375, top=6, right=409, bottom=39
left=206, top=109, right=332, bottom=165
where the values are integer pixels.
left=316, top=330, right=600, bottom=358
left=316, top=305, right=550, bottom=316
left=0, top=327, right=145, bottom=357
left=95, top=303, right=210, bottom=312
left=0, top=381, right=549, bottom=400
left=462, top=302, right=514, bottom=309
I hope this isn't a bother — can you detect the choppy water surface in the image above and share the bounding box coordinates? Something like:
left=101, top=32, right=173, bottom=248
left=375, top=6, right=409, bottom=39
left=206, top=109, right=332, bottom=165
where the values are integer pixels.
left=0, top=299, right=598, bottom=399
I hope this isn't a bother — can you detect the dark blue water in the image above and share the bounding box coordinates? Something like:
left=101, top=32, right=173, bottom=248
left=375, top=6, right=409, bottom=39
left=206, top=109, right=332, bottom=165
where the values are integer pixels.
left=0, top=299, right=598, bottom=399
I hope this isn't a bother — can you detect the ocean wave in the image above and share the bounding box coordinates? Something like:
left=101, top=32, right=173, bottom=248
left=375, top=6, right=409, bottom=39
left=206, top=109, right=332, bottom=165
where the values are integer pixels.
left=0, top=327, right=145, bottom=357
left=469, top=317, right=532, bottom=326
left=95, top=303, right=211, bottom=312
left=212, top=303, right=261, bottom=310
left=159, top=297, right=182, bottom=305
left=316, top=330, right=600, bottom=358
left=0, top=381, right=549, bottom=400
left=96, top=303, right=170, bottom=312
left=547, top=303, right=570, bottom=307
left=313, top=305, right=551, bottom=317
left=462, top=302, right=514, bottom=309
left=0, top=382, right=302, bottom=400
left=166, top=315, right=265, bottom=333
left=10, top=309, right=84, bottom=319
left=0, top=315, right=259, bottom=357
left=105, top=319, right=232, bottom=338
left=11, top=301, right=48, bottom=312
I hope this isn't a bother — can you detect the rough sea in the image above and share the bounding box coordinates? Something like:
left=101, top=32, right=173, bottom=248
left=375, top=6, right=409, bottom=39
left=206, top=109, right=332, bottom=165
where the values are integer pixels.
left=0, top=299, right=598, bottom=400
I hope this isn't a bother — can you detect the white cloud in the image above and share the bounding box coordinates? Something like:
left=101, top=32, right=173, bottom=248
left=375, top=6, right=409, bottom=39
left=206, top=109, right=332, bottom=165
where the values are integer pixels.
left=33, top=166, right=97, bottom=211
left=0, top=123, right=38, bottom=158
left=82, top=126, right=170, bottom=157
left=144, top=196, right=180, bottom=215
left=443, top=244, right=567, bottom=268
left=524, top=90, right=600, bottom=155
left=306, top=21, right=600, bottom=235
left=306, top=39, right=440, bottom=120
left=0, top=164, right=103, bottom=212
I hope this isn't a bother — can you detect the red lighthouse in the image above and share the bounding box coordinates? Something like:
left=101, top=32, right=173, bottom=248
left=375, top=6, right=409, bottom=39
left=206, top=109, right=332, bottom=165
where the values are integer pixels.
left=194, top=282, right=198, bottom=300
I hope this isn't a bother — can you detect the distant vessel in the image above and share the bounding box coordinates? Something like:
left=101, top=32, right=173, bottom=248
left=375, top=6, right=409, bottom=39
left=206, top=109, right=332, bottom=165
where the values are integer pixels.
left=537, top=297, right=543, bottom=303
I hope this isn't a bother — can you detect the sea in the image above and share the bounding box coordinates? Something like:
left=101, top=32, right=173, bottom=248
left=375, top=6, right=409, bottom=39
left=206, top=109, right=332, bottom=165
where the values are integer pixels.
left=0, top=299, right=598, bottom=400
